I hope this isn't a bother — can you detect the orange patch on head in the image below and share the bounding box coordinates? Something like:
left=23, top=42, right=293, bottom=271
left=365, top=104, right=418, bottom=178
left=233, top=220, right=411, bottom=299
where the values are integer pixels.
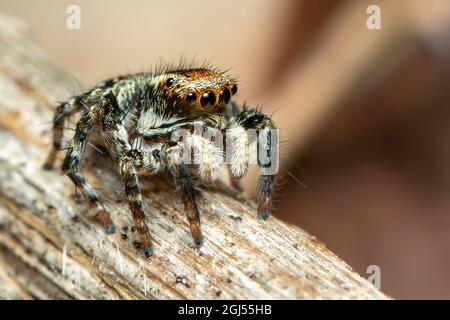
left=156, top=68, right=238, bottom=114
left=178, top=68, right=221, bottom=79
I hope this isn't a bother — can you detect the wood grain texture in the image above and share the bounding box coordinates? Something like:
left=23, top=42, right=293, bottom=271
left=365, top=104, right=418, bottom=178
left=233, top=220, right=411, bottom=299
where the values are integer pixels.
left=0, top=14, right=387, bottom=300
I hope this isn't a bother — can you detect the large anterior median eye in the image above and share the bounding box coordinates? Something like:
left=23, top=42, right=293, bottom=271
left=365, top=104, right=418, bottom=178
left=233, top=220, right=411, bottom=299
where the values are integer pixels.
left=208, top=92, right=216, bottom=105
left=200, top=92, right=216, bottom=108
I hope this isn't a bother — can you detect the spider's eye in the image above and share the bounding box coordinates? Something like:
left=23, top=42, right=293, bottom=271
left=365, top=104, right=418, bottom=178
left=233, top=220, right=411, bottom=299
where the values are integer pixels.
left=231, top=84, right=238, bottom=95
left=219, top=88, right=231, bottom=104
left=200, top=92, right=216, bottom=108
left=186, top=92, right=197, bottom=103
left=166, top=78, right=174, bottom=87
left=208, top=92, right=216, bottom=105
left=200, top=93, right=210, bottom=107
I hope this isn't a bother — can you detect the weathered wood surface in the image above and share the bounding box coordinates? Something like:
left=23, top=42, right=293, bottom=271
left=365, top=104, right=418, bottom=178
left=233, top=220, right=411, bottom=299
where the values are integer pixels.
left=0, top=14, right=388, bottom=300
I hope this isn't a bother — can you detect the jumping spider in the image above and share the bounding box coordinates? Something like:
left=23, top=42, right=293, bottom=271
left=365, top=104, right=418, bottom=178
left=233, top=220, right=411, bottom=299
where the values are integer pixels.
left=44, top=65, right=277, bottom=257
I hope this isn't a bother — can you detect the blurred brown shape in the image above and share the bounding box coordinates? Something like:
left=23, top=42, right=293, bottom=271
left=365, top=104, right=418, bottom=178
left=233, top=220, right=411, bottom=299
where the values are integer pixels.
left=266, top=0, right=450, bottom=299
left=266, top=0, right=346, bottom=91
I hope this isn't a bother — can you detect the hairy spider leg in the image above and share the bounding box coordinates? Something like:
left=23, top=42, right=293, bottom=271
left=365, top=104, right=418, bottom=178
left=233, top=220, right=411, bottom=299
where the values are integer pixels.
left=100, top=100, right=160, bottom=257
left=225, top=102, right=277, bottom=220
left=167, top=161, right=203, bottom=246
left=60, top=107, right=116, bottom=234
left=44, top=97, right=84, bottom=169
left=117, top=151, right=155, bottom=257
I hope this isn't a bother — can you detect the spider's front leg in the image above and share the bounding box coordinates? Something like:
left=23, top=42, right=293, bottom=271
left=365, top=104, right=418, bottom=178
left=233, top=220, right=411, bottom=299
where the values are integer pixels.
left=166, top=161, right=203, bottom=246
left=117, top=149, right=161, bottom=257
left=101, top=107, right=161, bottom=257
left=164, top=132, right=225, bottom=245
left=225, top=103, right=278, bottom=220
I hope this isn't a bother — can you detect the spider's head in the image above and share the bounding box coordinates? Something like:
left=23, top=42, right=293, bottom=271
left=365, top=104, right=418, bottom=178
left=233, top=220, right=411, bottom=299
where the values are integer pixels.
left=152, top=68, right=238, bottom=116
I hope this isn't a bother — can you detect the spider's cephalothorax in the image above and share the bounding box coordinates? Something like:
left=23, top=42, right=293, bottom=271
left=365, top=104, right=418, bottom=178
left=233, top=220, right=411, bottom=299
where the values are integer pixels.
left=44, top=65, right=277, bottom=257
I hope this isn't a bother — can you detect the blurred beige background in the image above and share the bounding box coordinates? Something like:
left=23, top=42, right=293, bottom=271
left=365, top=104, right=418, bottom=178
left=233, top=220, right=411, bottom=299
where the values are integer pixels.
left=2, top=0, right=450, bottom=299
left=1, top=0, right=283, bottom=100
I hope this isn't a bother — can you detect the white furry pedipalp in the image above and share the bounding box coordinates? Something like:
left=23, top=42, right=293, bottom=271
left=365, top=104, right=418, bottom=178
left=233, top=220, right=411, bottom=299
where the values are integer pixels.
left=227, top=125, right=249, bottom=179
left=185, top=134, right=223, bottom=183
